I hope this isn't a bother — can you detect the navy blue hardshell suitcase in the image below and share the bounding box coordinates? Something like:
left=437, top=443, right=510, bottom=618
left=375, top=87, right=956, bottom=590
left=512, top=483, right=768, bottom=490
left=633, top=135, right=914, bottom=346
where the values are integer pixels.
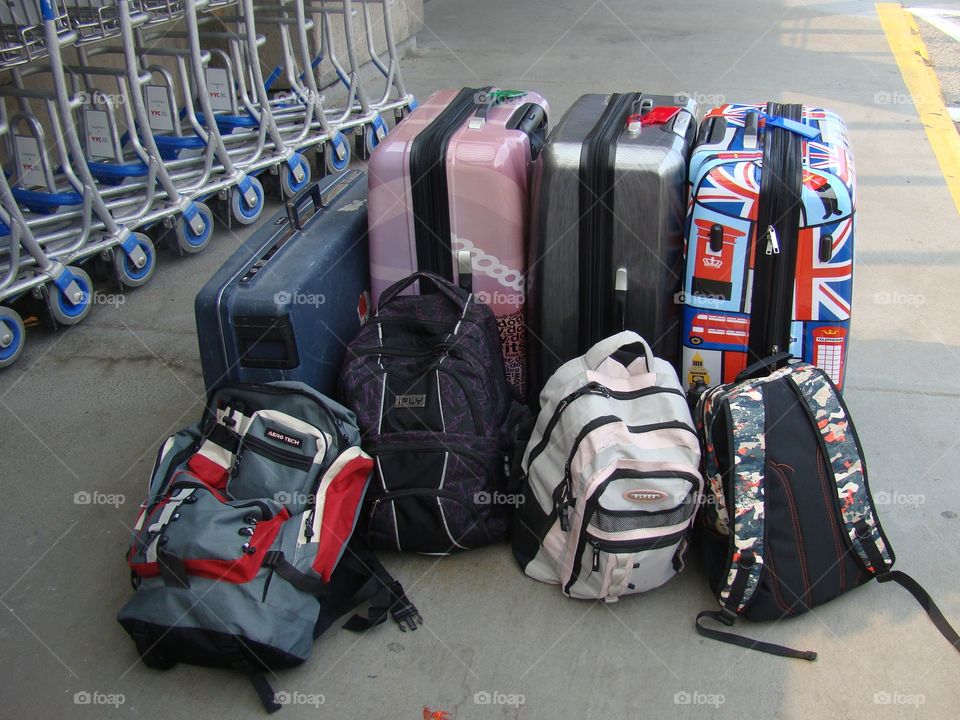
left=195, top=170, right=371, bottom=394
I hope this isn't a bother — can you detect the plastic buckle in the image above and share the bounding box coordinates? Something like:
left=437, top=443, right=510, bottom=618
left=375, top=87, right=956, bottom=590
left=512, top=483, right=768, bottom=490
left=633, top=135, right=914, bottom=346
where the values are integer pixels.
left=718, top=607, right=738, bottom=626
left=389, top=581, right=422, bottom=632
left=262, top=550, right=284, bottom=568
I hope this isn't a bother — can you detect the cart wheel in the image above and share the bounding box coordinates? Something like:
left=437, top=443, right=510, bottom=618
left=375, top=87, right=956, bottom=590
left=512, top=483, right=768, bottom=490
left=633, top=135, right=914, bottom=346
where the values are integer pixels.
left=115, top=233, right=156, bottom=288
left=324, top=132, right=351, bottom=174
left=280, top=153, right=311, bottom=197
left=230, top=176, right=265, bottom=225
left=49, top=265, right=92, bottom=326
left=364, top=114, right=388, bottom=158
left=0, top=306, right=25, bottom=369
left=175, top=202, right=214, bottom=254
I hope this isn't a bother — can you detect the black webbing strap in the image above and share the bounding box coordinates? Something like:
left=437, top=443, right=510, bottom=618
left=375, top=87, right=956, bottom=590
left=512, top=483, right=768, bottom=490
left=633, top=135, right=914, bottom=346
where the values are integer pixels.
left=247, top=670, right=282, bottom=714
left=859, top=520, right=960, bottom=656
left=695, top=610, right=817, bottom=661
left=216, top=635, right=282, bottom=713
left=262, top=551, right=330, bottom=596
left=341, top=550, right=422, bottom=632
left=157, top=551, right=190, bottom=589
left=878, top=571, right=960, bottom=654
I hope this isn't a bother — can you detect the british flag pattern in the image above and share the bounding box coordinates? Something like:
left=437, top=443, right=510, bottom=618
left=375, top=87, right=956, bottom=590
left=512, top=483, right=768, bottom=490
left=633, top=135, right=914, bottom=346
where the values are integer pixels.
left=682, top=104, right=856, bottom=391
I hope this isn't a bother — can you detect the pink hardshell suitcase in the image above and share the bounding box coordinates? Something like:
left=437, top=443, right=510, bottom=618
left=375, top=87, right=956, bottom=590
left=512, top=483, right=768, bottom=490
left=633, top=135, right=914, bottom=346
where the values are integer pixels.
left=367, top=87, right=548, bottom=395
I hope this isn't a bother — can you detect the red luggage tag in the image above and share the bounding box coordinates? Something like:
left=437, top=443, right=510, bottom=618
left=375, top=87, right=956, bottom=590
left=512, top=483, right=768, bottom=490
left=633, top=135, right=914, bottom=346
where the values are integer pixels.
left=640, top=106, right=681, bottom=126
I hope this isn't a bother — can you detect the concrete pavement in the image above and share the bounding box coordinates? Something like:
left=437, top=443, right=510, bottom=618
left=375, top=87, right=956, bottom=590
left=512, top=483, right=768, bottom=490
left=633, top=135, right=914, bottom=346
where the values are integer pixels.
left=1, top=1, right=959, bottom=718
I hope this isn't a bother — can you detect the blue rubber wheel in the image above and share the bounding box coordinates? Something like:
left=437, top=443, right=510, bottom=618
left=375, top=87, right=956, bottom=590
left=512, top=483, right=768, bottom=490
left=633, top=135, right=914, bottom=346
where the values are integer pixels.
left=231, top=176, right=265, bottom=225
left=324, top=132, right=351, bottom=174
left=175, top=202, right=214, bottom=254
left=49, top=266, right=92, bottom=326
left=115, top=233, right=156, bottom=287
left=0, top=306, right=24, bottom=369
left=280, top=153, right=311, bottom=197
left=367, top=114, right=388, bottom=154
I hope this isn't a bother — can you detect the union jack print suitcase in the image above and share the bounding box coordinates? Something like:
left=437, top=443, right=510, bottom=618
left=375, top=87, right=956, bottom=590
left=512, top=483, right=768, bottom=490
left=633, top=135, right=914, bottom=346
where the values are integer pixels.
left=680, top=102, right=855, bottom=395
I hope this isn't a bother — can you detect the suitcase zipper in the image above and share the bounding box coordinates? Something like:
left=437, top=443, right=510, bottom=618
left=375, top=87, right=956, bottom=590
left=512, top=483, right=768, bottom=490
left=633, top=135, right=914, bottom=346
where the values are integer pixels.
left=410, top=86, right=492, bottom=281
left=749, top=102, right=804, bottom=360
left=578, top=92, right=641, bottom=349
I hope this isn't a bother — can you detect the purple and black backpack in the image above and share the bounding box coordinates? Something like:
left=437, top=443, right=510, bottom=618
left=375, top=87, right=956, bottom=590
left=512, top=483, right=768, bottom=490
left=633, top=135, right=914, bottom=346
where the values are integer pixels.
left=339, top=270, right=517, bottom=554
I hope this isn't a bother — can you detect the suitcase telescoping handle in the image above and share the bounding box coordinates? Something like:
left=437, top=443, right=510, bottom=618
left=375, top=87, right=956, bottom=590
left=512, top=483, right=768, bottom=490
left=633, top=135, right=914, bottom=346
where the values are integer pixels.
left=379, top=271, right=470, bottom=313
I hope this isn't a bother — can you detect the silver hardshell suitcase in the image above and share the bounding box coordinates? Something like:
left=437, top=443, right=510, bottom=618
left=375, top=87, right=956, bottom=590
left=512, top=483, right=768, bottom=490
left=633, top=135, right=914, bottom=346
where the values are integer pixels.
left=526, top=92, right=697, bottom=394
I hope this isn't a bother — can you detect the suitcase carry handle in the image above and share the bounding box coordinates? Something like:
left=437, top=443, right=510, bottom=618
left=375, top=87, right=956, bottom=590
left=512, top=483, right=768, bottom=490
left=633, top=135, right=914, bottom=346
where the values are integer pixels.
left=285, top=183, right=324, bottom=231
left=378, top=272, right=469, bottom=312
left=734, top=352, right=792, bottom=383
left=284, top=171, right=361, bottom=231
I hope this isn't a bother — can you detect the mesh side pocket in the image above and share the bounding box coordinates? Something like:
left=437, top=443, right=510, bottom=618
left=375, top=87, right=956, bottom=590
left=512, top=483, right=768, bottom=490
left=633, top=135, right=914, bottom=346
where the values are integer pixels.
left=590, top=491, right=696, bottom=533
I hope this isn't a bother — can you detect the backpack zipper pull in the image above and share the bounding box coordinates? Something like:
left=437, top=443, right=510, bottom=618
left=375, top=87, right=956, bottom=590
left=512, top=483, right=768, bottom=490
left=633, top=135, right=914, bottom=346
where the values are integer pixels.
left=591, top=540, right=601, bottom=572
left=765, top=225, right=780, bottom=255
left=369, top=498, right=381, bottom=520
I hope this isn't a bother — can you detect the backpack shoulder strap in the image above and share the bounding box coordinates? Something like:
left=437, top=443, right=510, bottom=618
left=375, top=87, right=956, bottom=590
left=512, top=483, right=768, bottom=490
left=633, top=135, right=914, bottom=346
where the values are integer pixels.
left=789, top=365, right=960, bottom=656
left=785, top=365, right=893, bottom=573
left=717, top=385, right=767, bottom=615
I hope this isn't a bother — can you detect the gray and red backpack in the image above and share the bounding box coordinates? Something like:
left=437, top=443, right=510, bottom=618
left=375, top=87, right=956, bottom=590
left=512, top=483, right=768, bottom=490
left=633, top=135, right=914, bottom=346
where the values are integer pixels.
left=339, top=270, right=522, bottom=554
left=695, top=355, right=960, bottom=659
left=118, top=382, right=420, bottom=712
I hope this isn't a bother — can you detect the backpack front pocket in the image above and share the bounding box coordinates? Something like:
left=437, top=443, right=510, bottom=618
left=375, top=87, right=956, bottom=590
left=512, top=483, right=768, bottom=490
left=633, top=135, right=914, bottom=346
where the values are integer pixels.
left=128, top=479, right=289, bottom=585
left=562, top=470, right=699, bottom=600
left=227, top=410, right=329, bottom=510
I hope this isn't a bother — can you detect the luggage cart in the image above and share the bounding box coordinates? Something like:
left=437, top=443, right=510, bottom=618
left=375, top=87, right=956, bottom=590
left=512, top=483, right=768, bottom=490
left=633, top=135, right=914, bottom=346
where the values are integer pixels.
left=252, top=0, right=352, bottom=176
left=306, top=0, right=389, bottom=159
left=136, top=0, right=268, bottom=225
left=356, top=0, right=416, bottom=122
left=68, top=0, right=218, bottom=254
left=0, top=0, right=154, bottom=287
left=186, top=0, right=313, bottom=197
left=0, top=114, right=94, bottom=369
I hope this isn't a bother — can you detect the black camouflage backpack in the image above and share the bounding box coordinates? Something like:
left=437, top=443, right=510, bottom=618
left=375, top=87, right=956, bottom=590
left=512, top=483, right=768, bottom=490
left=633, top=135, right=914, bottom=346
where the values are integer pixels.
left=695, top=355, right=960, bottom=660
left=118, top=382, right=421, bottom=712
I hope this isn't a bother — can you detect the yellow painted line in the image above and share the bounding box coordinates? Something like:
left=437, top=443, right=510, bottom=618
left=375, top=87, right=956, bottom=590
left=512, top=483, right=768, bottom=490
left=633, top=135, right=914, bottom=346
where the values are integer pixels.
left=877, top=2, right=960, bottom=217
